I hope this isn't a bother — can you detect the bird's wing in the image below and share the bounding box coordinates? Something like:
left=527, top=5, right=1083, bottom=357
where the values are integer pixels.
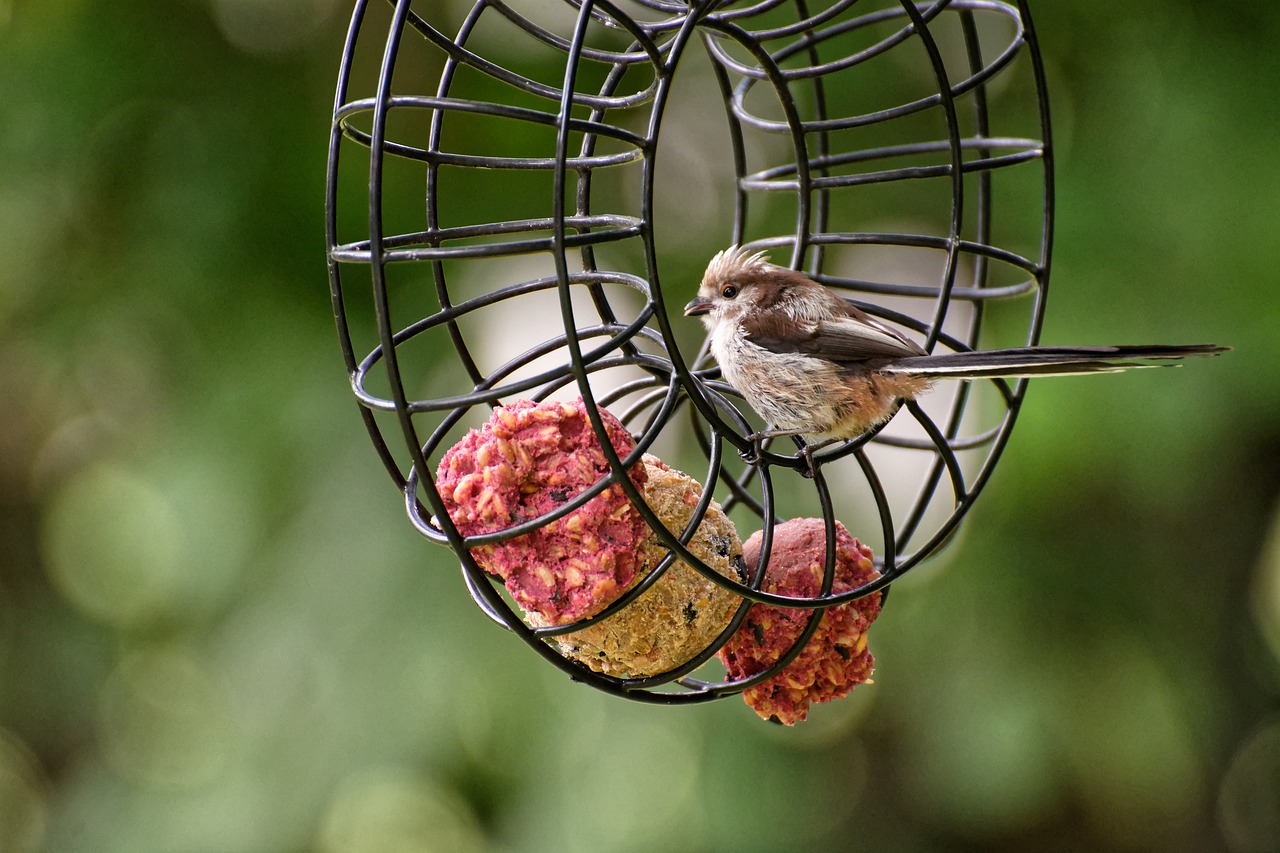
left=742, top=301, right=926, bottom=362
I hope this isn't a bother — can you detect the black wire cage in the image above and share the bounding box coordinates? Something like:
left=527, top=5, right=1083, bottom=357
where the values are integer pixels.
left=325, top=0, right=1054, bottom=704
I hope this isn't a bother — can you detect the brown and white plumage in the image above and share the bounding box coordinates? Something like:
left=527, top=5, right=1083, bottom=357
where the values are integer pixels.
left=684, top=245, right=1227, bottom=444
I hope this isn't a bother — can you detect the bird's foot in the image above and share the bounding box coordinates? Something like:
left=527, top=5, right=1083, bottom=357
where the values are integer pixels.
left=798, top=445, right=818, bottom=479
left=796, top=437, right=839, bottom=479
left=739, top=432, right=768, bottom=466
left=741, top=431, right=826, bottom=478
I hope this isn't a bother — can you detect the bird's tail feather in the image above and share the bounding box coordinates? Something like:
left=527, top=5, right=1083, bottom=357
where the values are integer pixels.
left=880, top=344, right=1228, bottom=379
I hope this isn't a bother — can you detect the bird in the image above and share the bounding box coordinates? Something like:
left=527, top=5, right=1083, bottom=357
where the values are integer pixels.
left=683, top=245, right=1228, bottom=469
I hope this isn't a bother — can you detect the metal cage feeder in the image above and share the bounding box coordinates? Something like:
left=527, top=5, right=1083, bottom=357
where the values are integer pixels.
left=325, top=0, right=1053, bottom=705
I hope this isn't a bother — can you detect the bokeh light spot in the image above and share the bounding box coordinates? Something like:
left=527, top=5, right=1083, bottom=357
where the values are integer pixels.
left=316, top=768, right=486, bottom=853
left=1251, top=499, right=1280, bottom=668
left=41, top=462, right=183, bottom=627
left=209, top=0, right=338, bottom=56
left=96, top=645, right=235, bottom=789
left=1218, top=720, right=1280, bottom=853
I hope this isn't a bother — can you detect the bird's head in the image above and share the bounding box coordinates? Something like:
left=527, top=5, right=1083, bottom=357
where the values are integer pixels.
left=683, top=245, right=791, bottom=329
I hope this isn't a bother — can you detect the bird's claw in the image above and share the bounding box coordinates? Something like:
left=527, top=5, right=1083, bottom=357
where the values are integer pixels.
left=740, top=431, right=820, bottom=478
left=798, top=446, right=818, bottom=479
left=739, top=433, right=766, bottom=466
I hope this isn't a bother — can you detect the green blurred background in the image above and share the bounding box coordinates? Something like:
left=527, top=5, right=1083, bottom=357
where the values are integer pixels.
left=2, top=1, right=1279, bottom=851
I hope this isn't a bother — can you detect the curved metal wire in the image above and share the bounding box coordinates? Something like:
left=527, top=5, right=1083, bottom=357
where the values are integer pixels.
left=326, top=0, right=1053, bottom=704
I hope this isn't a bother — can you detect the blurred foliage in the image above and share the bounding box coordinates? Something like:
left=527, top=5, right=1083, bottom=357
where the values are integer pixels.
left=1, top=1, right=1279, bottom=851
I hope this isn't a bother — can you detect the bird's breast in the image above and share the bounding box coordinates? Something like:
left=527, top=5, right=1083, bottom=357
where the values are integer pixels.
left=711, top=328, right=842, bottom=433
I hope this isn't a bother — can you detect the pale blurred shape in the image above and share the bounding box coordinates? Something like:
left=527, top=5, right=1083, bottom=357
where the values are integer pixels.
left=41, top=462, right=183, bottom=626
left=447, top=0, right=578, bottom=56
left=465, top=255, right=653, bottom=408
left=542, top=717, right=701, bottom=850
left=210, top=0, right=338, bottom=55
left=646, top=49, right=741, bottom=255
left=316, top=768, right=486, bottom=853
left=492, top=700, right=704, bottom=849
left=1251, top=498, right=1280, bottom=668
left=97, top=645, right=235, bottom=789
left=0, top=728, right=48, bottom=853
left=1218, top=719, right=1280, bottom=853
left=40, top=451, right=255, bottom=627
left=147, top=449, right=259, bottom=619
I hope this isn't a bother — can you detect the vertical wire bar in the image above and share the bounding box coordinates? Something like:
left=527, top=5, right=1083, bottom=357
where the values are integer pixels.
left=328, top=0, right=407, bottom=488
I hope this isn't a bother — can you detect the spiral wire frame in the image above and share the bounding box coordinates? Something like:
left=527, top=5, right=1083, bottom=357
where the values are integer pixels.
left=326, top=0, right=1054, bottom=703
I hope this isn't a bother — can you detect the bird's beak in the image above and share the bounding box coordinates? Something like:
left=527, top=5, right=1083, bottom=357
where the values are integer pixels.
left=684, top=296, right=713, bottom=316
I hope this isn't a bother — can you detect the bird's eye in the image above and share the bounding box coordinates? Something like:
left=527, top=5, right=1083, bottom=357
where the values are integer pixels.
left=721, top=284, right=738, bottom=299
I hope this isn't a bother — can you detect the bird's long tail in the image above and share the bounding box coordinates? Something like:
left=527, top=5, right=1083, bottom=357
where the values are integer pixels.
left=880, top=344, right=1228, bottom=379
